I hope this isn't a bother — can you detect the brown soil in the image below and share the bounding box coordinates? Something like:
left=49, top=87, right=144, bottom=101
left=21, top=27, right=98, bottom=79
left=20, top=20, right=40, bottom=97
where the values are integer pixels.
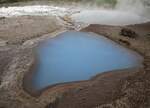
left=54, top=68, right=140, bottom=108
left=0, top=16, right=59, bottom=45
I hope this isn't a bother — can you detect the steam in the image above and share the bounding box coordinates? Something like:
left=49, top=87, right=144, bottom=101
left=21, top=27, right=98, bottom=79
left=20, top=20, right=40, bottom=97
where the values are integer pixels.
left=0, top=0, right=149, bottom=25
left=116, top=0, right=150, bottom=18
left=71, top=0, right=150, bottom=25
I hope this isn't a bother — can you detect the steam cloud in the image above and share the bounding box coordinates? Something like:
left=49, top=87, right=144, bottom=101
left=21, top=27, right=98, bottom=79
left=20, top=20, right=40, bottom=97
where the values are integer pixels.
left=71, top=0, right=150, bottom=25
left=116, top=0, right=150, bottom=18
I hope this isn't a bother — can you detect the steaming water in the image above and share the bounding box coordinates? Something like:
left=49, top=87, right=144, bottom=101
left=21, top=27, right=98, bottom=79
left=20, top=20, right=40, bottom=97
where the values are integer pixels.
left=31, top=31, right=143, bottom=90
left=71, top=10, right=149, bottom=25
left=71, top=0, right=150, bottom=25
left=0, top=1, right=149, bottom=25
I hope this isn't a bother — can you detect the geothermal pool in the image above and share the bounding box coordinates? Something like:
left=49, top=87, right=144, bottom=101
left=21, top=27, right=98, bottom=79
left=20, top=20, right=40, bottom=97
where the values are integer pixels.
left=31, top=31, right=143, bottom=90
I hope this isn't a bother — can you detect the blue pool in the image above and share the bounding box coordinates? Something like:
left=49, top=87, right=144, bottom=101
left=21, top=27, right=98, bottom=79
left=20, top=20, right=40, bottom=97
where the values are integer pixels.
left=31, top=31, right=143, bottom=90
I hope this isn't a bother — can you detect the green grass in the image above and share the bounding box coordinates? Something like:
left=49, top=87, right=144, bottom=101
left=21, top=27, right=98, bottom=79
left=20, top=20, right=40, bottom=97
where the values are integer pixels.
left=0, top=0, right=118, bottom=6
left=95, top=0, right=117, bottom=6
left=0, top=0, right=27, bottom=3
left=0, top=0, right=80, bottom=3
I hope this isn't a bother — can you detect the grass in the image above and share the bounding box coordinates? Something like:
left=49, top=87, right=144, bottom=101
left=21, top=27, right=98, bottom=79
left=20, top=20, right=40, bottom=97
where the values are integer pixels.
left=95, top=0, right=117, bottom=6
left=0, top=0, right=75, bottom=3
left=0, top=0, right=27, bottom=3
left=0, top=0, right=118, bottom=6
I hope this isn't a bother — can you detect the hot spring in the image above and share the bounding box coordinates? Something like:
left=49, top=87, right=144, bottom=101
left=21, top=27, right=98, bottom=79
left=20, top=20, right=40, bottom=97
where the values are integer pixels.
left=29, top=31, right=143, bottom=90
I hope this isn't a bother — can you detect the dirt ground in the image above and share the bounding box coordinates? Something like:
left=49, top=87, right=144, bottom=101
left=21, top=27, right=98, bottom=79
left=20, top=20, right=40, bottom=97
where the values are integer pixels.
left=0, top=16, right=60, bottom=45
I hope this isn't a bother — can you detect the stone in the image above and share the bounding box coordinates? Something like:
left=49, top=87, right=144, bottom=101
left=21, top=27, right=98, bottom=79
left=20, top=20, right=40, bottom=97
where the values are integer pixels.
left=119, top=39, right=130, bottom=46
left=120, top=28, right=138, bottom=38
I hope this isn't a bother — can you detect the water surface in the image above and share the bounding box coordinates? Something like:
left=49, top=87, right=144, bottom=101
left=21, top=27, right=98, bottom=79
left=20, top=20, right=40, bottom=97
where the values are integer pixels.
left=32, top=31, right=143, bottom=90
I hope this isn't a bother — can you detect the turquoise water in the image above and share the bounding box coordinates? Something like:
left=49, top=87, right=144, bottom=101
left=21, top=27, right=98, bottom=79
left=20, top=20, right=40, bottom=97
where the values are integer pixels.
left=32, top=31, right=143, bottom=90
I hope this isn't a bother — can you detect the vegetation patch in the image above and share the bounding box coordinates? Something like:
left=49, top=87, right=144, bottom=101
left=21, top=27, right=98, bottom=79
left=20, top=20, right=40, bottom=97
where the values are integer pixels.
left=95, top=0, right=117, bottom=6
left=0, top=0, right=118, bottom=7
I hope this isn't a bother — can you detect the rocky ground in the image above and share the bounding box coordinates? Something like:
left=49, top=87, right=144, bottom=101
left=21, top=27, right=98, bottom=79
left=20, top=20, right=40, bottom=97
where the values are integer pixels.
left=0, top=6, right=150, bottom=108
left=0, top=15, right=69, bottom=108
left=0, top=16, right=61, bottom=45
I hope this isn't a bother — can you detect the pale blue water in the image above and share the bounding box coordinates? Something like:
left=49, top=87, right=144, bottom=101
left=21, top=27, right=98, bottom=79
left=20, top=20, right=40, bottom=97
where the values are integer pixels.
left=32, top=31, right=143, bottom=90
